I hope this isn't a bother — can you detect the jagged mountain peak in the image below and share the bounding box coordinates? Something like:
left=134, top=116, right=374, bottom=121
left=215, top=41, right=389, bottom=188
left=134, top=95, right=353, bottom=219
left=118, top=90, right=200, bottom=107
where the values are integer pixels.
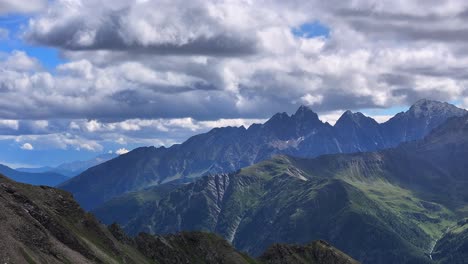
left=292, top=105, right=321, bottom=122
left=294, top=104, right=318, bottom=116
left=265, top=105, right=321, bottom=124
left=408, top=99, right=466, bottom=117
left=264, top=112, right=290, bottom=125
left=335, top=110, right=377, bottom=128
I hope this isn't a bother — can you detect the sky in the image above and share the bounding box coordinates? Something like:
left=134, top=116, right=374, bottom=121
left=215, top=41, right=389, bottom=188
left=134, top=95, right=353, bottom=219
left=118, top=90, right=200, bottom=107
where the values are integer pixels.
left=0, top=0, right=468, bottom=168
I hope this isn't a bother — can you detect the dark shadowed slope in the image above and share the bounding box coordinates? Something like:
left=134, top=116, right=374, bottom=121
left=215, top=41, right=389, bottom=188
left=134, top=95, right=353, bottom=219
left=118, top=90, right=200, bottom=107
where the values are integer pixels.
left=0, top=174, right=150, bottom=263
left=0, top=164, right=68, bottom=186
left=259, top=240, right=359, bottom=264
left=60, top=100, right=467, bottom=210
left=432, top=219, right=468, bottom=263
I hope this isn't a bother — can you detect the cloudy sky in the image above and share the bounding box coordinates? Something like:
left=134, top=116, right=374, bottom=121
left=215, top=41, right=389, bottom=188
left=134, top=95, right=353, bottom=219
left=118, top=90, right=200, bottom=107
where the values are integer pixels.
left=0, top=0, right=467, bottom=167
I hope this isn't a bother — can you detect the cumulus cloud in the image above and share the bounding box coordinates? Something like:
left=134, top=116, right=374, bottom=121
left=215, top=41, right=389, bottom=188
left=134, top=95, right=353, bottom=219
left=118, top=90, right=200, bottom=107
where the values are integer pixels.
left=15, top=133, right=103, bottom=152
left=25, top=0, right=258, bottom=56
left=115, top=148, right=129, bottom=155
left=20, top=143, right=34, bottom=150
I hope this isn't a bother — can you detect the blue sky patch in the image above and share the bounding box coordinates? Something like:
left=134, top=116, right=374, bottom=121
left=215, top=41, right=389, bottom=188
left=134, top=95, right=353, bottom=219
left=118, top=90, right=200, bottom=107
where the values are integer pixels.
left=0, top=14, right=64, bottom=70
left=292, top=21, right=330, bottom=39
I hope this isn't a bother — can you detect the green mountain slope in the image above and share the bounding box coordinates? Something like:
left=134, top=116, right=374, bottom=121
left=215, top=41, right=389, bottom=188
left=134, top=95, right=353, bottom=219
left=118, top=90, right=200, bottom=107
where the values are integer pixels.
left=111, top=160, right=437, bottom=263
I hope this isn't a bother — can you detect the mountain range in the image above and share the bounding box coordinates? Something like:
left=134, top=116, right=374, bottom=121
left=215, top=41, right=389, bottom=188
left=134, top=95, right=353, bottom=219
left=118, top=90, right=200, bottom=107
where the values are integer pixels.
left=0, top=164, right=68, bottom=186
left=59, top=99, right=467, bottom=210
left=17, top=153, right=117, bottom=177
left=0, top=173, right=357, bottom=264
left=91, top=103, right=468, bottom=263
left=0, top=153, right=117, bottom=187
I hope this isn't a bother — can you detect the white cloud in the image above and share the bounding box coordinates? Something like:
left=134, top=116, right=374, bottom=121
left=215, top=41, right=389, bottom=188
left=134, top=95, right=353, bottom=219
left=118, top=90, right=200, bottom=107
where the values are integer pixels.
left=20, top=143, right=34, bottom=150
left=0, top=1, right=465, bottom=122
left=115, top=148, right=129, bottom=155
left=1, top=50, right=41, bottom=71
left=15, top=134, right=103, bottom=152
left=0, top=120, right=19, bottom=130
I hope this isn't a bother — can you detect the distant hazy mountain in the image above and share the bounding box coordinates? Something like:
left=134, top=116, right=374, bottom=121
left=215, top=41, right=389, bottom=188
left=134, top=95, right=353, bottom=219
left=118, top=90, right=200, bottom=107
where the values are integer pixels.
left=93, top=112, right=468, bottom=263
left=60, top=99, right=467, bottom=210
left=18, top=153, right=117, bottom=177
left=0, top=164, right=68, bottom=186
left=0, top=174, right=356, bottom=264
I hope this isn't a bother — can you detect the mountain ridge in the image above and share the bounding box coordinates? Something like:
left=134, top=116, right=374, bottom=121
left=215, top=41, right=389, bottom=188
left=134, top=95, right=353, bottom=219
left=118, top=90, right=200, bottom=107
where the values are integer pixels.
left=0, top=163, right=68, bottom=186
left=17, top=153, right=117, bottom=177
left=60, top=99, right=467, bottom=210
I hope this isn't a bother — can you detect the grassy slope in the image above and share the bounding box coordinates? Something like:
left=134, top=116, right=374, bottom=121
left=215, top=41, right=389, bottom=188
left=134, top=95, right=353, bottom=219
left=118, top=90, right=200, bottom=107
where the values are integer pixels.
left=114, top=156, right=441, bottom=263
left=92, top=181, right=181, bottom=225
